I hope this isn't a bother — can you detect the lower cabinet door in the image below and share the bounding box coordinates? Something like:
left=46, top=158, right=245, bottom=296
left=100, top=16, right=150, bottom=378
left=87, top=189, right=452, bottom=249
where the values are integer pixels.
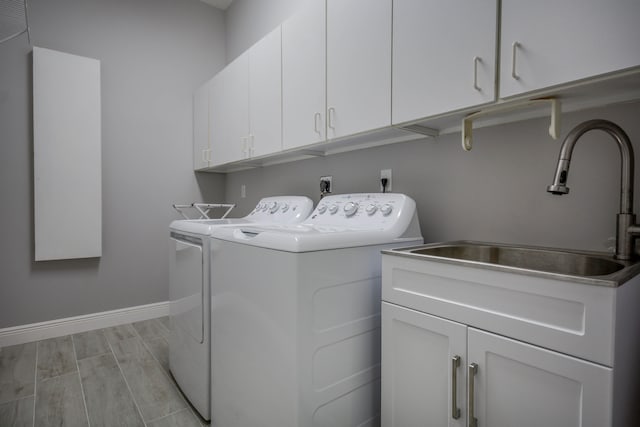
left=467, top=328, right=613, bottom=427
left=381, top=302, right=467, bottom=427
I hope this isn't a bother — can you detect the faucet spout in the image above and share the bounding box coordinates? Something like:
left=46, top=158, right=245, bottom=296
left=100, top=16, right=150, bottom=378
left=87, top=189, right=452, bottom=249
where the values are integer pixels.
left=547, top=119, right=637, bottom=260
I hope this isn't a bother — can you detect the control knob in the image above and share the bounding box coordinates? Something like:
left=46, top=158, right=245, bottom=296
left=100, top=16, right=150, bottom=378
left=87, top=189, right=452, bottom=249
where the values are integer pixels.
left=280, top=203, right=289, bottom=213
left=329, top=204, right=339, bottom=214
left=344, top=201, right=359, bottom=217
left=380, top=203, right=393, bottom=216
left=269, top=201, right=279, bottom=213
left=365, top=204, right=378, bottom=215
left=317, top=205, right=327, bottom=214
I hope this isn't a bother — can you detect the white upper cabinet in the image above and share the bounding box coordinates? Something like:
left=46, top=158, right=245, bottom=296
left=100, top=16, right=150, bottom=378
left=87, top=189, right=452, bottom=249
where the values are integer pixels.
left=249, top=26, right=283, bottom=157
left=500, top=0, right=640, bottom=98
left=209, top=27, right=282, bottom=167
left=193, top=79, right=212, bottom=170
left=326, top=0, right=392, bottom=139
left=392, top=0, right=497, bottom=125
left=209, top=52, right=249, bottom=167
left=282, top=0, right=326, bottom=150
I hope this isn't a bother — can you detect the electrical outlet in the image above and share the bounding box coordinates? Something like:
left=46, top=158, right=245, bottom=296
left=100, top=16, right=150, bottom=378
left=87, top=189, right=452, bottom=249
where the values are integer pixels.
left=241, top=184, right=246, bottom=198
left=380, top=169, right=392, bottom=192
left=320, top=176, right=332, bottom=194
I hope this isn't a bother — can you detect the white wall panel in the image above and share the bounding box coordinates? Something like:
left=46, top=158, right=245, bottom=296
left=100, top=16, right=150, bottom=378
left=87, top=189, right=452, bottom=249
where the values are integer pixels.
left=33, top=47, right=101, bottom=261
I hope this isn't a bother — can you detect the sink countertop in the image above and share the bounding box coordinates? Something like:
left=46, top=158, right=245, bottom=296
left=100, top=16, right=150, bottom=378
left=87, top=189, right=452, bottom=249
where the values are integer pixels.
left=382, top=240, right=640, bottom=287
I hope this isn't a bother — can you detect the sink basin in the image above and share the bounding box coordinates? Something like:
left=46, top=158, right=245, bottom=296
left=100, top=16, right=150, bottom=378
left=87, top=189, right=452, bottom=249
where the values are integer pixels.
left=384, top=241, right=640, bottom=286
left=409, top=243, right=625, bottom=277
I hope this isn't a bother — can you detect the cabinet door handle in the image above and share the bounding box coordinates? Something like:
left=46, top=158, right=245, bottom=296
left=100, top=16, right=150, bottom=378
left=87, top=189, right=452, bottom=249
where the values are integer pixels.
left=249, top=134, right=255, bottom=157
left=511, top=41, right=521, bottom=80
left=451, top=355, right=461, bottom=419
left=314, top=112, right=322, bottom=135
left=206, top=149, right=212, bottom=162
left=327, top=107, right=336, bottom=130
left=473, top=56, right=482, bottom=91
left=202, top=149, right=208, bottom=162
left=468, top=363, right=478, bottom=427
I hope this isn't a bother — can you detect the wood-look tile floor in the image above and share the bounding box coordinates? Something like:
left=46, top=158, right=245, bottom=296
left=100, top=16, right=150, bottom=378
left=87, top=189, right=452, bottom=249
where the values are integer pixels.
left=0, top=317, right=208, bottom=427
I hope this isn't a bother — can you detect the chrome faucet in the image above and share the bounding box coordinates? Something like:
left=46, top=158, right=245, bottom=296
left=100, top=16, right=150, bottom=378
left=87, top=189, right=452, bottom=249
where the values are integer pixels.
left=547, top=119, right=640, bottom=261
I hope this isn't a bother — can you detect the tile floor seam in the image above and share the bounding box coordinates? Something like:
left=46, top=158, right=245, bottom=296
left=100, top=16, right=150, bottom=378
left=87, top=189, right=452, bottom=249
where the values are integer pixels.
left=105, top=328, right=149, bottom=427
left=31, top=341, right=38, bottom=427
left=71, top=334, right=92, bottom=427
left=145, top=406, right=189, bottom=424
left=134, top=323, right=206, bottom=426
left=131, top=325, right=190, bottom=409
left=74, top=349, right=112, bottom=363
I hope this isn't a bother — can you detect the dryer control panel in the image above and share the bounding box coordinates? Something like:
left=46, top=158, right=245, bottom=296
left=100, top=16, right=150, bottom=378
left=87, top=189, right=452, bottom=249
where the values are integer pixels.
left=246, top=196, right=314, bottom=224
left=307, top=193, right=414, bottom=229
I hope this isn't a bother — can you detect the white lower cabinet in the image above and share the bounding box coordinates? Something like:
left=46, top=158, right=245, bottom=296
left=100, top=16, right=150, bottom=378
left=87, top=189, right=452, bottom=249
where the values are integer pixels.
left=382, top=302, right=613, bottom=427
left=382, top=303, right=467, bottom=427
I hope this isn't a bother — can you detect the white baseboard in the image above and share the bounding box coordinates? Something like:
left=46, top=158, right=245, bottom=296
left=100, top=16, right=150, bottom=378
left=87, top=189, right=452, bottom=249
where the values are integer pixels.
left=0, top=301, right=170, bottom=348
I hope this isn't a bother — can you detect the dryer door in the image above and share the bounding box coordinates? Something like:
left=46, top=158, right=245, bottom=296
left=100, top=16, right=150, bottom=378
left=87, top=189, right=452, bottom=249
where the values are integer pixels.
left=169, top=235, right=204, bottom=343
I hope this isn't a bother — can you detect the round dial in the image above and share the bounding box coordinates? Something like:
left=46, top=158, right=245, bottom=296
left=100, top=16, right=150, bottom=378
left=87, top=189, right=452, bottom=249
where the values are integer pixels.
left=261, top=204, right=269, bottom=212
left=317, top=205, right=327, bottom=214
left=365, top=204, right=378, bottom=215
left=280, top=203, right=289, bottom=213
left=269, top=201, right=279, bottom=213
left=380, top=203, right=393, bottom=216
left=343, top=201, right=359, bottom=217
left=329, top=204, right=339, bottom=214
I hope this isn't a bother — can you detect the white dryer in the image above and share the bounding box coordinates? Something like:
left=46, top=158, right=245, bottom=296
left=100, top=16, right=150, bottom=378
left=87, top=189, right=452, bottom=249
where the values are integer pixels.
left=168, top=196, right=313, bottom=421
left=209, top=193, right=423, bottom=427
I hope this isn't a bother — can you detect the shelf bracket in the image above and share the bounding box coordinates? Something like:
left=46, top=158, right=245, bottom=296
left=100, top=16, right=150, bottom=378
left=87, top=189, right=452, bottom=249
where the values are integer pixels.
left=462, top=97, right=561, bottom=151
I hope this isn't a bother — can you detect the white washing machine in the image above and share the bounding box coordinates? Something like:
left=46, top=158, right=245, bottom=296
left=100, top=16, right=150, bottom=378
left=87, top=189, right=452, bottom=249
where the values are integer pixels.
left=209, top=193, right=423, bottom=427
left=168, top=196, right=313, bottom=421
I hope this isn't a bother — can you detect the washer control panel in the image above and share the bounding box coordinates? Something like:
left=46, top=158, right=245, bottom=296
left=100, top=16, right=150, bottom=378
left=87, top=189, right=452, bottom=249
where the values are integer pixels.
left=247, top=196, right=314, bottom=223
left=307, top=193, right=410, bottom=228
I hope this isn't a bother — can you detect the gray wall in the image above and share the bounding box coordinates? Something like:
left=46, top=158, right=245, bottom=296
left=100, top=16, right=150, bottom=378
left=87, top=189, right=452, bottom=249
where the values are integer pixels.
left=220, top=0, right=640, bottom=254
left=0, top=0, right=226, bottom=328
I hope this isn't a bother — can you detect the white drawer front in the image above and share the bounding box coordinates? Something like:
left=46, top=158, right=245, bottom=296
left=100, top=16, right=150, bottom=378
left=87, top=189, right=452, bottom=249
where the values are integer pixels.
left=382, top=254, right=615, bottom=366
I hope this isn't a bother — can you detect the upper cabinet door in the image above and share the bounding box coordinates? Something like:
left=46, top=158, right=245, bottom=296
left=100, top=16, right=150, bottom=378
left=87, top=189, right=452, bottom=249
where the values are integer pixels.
left=209, top=52, right=249, bottom=167
left=249, top=26, right=283, bottom=158
left=193, top=79, right=211, bottom=170
left=500, top=0, right=640, bottom=98
left=282, top=0, right=326, bottom=150
left=392, top=0, right=497, bottom=125
left=326, top=0, right=391, bottom=139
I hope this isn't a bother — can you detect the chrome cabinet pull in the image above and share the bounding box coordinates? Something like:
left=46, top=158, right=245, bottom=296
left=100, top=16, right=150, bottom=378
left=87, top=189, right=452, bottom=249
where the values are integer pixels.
left=314, top=112, right=322, bottom=135
left=452, top=355, right=461, bottom=419
left=468, top=363, right=478, bottom=427
left=511, top=41, right=521, bottom=80
left=327, top=107, right=336, bottom=130
left=473, top=57, right=482, bottom=91
left=249, top=134, right=255, bottom=157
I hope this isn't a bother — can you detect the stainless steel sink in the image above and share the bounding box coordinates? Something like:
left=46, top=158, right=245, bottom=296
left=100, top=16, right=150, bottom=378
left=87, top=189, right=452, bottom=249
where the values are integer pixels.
left=386, top=241, right=640, bottom=286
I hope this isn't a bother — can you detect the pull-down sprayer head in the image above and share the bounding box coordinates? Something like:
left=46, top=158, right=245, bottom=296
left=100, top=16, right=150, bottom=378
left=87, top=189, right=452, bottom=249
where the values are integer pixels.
left=547, top=158, right=571, bottom=195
